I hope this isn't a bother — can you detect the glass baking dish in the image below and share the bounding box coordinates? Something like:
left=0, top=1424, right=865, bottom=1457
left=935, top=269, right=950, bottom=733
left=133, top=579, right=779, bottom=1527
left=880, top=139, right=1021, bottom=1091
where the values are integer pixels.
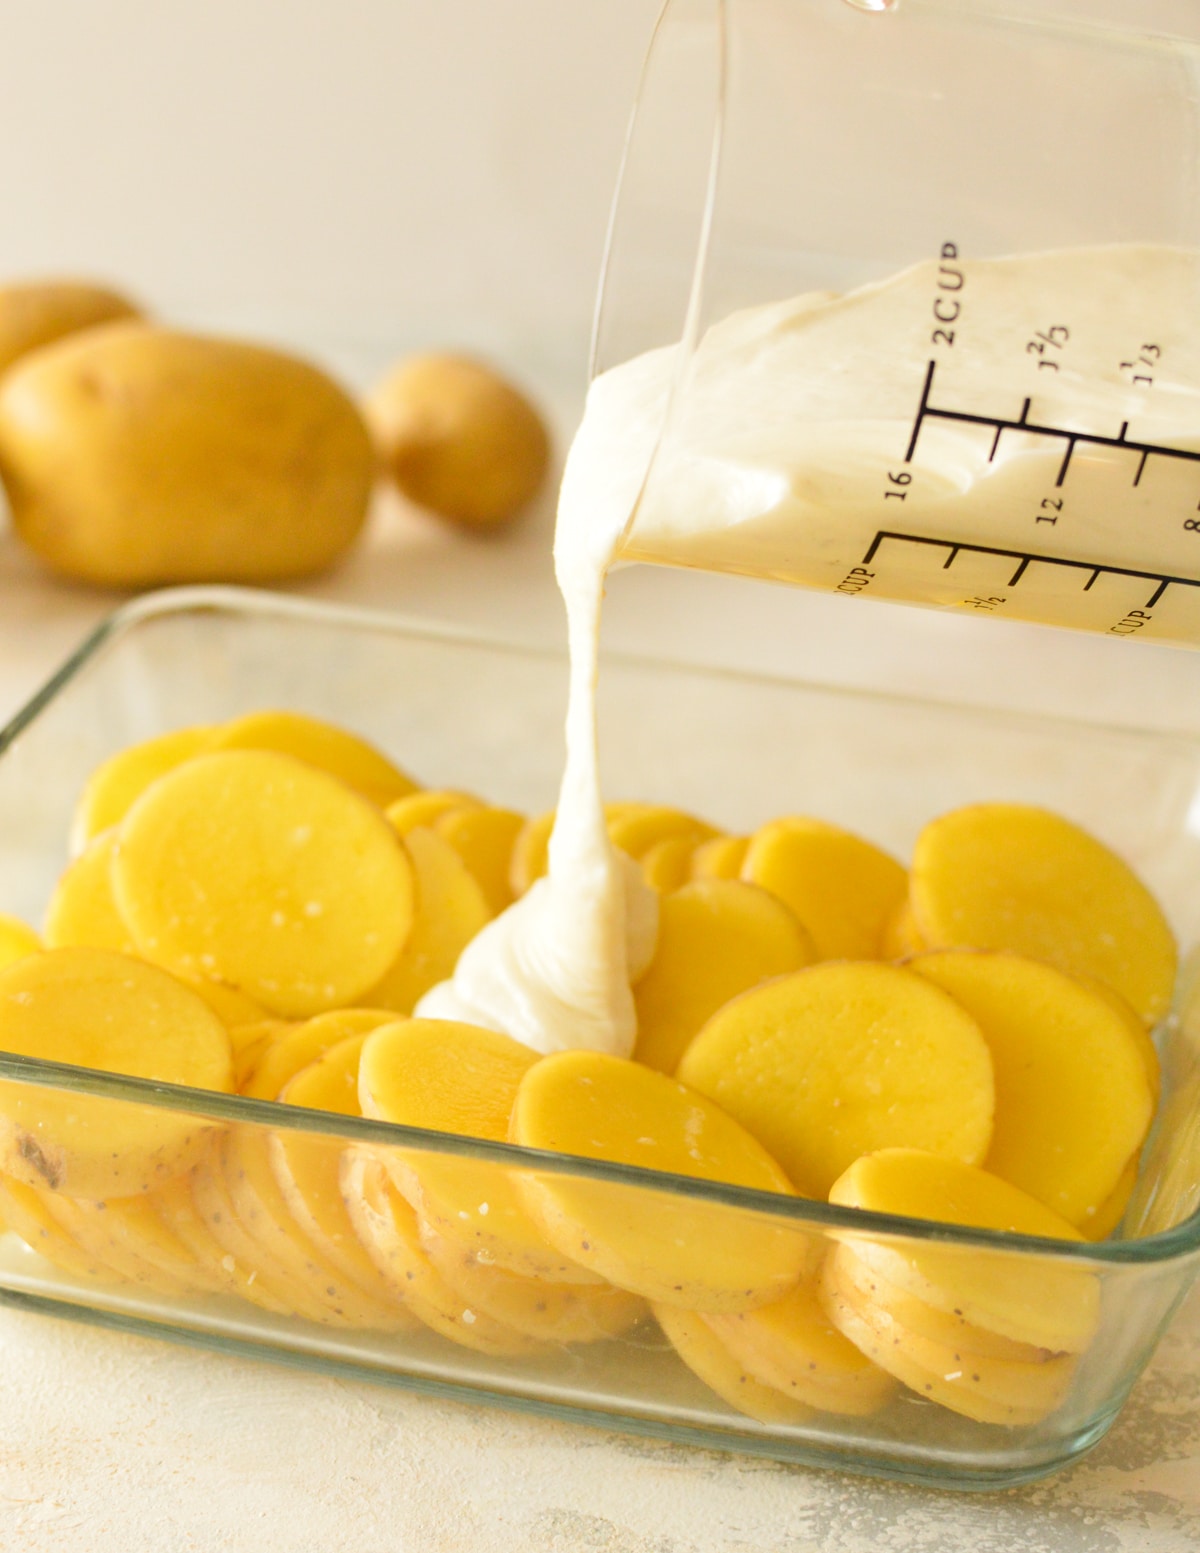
left=0, top=586, right=1197, bottom=1491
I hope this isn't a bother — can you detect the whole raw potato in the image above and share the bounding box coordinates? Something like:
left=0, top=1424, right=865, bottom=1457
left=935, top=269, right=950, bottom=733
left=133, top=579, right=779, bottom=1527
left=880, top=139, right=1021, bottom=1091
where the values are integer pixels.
left=0, top=323, right=374, bottom=587
left=0, top=279, right=142, bottom=377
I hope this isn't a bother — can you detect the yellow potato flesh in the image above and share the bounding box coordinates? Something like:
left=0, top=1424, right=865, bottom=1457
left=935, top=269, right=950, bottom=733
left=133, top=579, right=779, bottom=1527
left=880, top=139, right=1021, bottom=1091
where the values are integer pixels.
left=434, top=804, right=526, bottom=916
left=677, top=962, right=995, bottom=1199
left=113, top=750, right=415, bottom=1017
left=43, top=831, right=135, bottom=954
left=153, top=1173, right=293, bottom=1315
left=606, top=806, right=718, bottom=861
left=359, top=1019, right=593, bottom=1282
left=741, top=817, right=907, bottom=961
left=385, top=789, right=479, bottom=836
left=0, top=1173, right=126, bottom=1285
left=0, top=914, right=41, bottom=971
left=339, top=1150, right=543, bottom=1355
left=361, top=828, right=491, bottom=1014
left=511, top=1051, right=809, bottom=1311
left=70, top=726, right=217, bottom=852
left=652, top=1303, right=812, bottom=1426
left=703, top=1277, right=897, bottom=1415
left=270, top=1033, right=423, bottom=1324
left=0, top=947, right=233, bottom=1197
left=829, top=1150, right=1099, bottom=1354
left=910, top=951, right=1154, bottom=1227
left=689, top=835, right=750, bottom=883
left=38, top=1190, right=191, bottom=1297
left=185, top=979, right=269, bottom=1032
left=241, top=1009, right=396, bottom=1100
left=879, top=898, right=925, bottom=960
left=910, top=803, right=1177, bottom=1027
left=640, top=835, right=703, bottom=894
left=509, top=809, right=555, bottom=897
left=211, top=710, right=418, bottom=809
left=51, top=1188, right=224, bottom=1295
left=632, top=880, right=814, bottom=1075
left=1082, top=1155, right=1139, bottom=1242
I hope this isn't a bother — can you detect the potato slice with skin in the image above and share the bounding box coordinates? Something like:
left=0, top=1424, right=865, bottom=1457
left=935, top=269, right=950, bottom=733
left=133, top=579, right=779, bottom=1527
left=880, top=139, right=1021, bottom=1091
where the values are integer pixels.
left=210, top=710, right=418, bottom=809
left=417, top=1219, right=648, bottom=1344
left=270, top=1033, right=425, bottom=1321
left=359, top=1019, right=598, bottom=1283
left=633, top=880, right=814, bottom=1075
left=57, top=1188, right=225, bottom=1295
left=678, top=962, right=995, bottom=1200
left=361, top=829, right=491, bottom=1015
left=340, top=1149, right=544, bottom=1355
left=741, top=817, right=907, bottom=962
left=69, top=725, right=218, bottom=853
left=909, top=803, right=1177, bottom=1027
left=37, top=1190, right=191, bottom=1297
left=0, top=1173, right=126, bottom=1285
left=241, top=1009, right=396, bottom=1100
left=653, top=1303, right=812, bottom=1426
left=434, top=804, right=526, bottom=916
left=0, top=280, right=141, bottom=377
left=909, top=951, right=1154, bottom=1227
left=0, top=947, right=233, bottom=1197
left=0, top=914, right=42, bottom=971
left=114, top=750, right=415, bottom=1017
left=511, top=1051, right=809, bottom=1311
left=154, top=1172, right=293, bottom=1315
left=1082, top=1155, right=1139, bottom=1242
left=829, top=1150, right=1100, bottom=1354
left=43, top=831, right=135, bottom=954
left=690, top=835, right=750, bottom=883
left=703, top=1276, right=897, bottom=1415
left=386, top=789, right=479, bottom=836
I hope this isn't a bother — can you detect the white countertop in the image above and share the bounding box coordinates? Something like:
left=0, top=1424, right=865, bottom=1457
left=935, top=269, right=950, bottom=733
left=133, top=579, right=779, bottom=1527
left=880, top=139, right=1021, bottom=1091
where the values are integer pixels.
left=1, top=379, right=1199, bottom=1551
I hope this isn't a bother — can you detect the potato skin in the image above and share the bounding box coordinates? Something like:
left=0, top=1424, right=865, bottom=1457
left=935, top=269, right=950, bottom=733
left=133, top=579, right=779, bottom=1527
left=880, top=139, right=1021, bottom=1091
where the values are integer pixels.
left=0, top=323, right=374, bottom=587
left=365, top=353, right=550, bottom=529
left=0, top=280, right=141, bottom=377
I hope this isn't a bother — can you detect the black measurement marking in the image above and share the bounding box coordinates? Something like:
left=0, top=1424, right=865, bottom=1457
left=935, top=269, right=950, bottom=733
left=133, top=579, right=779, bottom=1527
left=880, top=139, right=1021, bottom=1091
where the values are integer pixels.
left=904, top=359, right=1200, bottom=486
left=861, top=529, right=1200, bottom=612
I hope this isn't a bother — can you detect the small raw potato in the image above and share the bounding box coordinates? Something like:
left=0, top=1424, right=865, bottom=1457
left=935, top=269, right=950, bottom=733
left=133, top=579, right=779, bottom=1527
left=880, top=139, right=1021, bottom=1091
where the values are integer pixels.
left=703, top=1277, right=897, bottom=1416
left=359, top=1018, right=597, bottom=1284
left=70, top=725, right=218, bottom=853
left=0, top=324, right=374, bottom=586
left=653, top=1303, right=813, bottom=1425
left=362, top=828, right=492, bottom=1014
left=210, top=711, right=418, bottom=810
left=677, top=961, right=995, bottom=1199
left=0, top=280, right=141, bottom=376
left=434, top=804, right=527, bottom=916
left=910, top=951, right=1155, bottom=1228
left=0, top=913, right=41, bottom=971
left=632, top=879, right=815, bottom=1074
left=828, top=1150, right=1100, bottom=1354
left=741, top=817, right=907, bottom=961
left=113, top=750, right=415, bottom=1018
left=909, top=803, right=1177, bottom=1027
left=365, top=353, right=550, bottom=529
left=511, top=1050, right=810, bottom=1311
left=0, top=947, right=233, bottom=1197
left=43, top=831, right=136, bottom=954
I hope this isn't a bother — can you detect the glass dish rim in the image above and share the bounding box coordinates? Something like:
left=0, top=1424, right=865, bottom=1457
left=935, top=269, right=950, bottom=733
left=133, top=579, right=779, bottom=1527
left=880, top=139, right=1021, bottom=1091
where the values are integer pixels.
left=1, top=582, right=1197, bottom=1269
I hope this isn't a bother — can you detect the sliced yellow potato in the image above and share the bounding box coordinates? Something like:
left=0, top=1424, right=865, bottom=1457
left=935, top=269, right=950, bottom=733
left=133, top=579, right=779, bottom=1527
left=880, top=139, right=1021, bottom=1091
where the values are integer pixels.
left=0, top=947, right=233, bottom=1197
left=511, top=1050, right=809, bottom=1311
left=339, top=1149, right=544, bottom=1355
left=43, top=830, right=135, bottom=954
left=828, top=1150, right=1100, bottom=1354
left=185, top=980, right=270, bottom=1031
left=434, top=804, right=526, bottom=916
left=361, top=828, right=491, bottom=1014
left=358, top=1019, right=594, bottom=1282
left=1081, top=1155, right=1139, bottom=1242
left=633, top=880, right=814, bottom=1075
left=385, top=789, right=480, bottom=836
left=210, top=709, right=418, bottom=808
left=70, top=725, right=218, bottom=852
left=153, top=1171, right=293, bottom=1315
left=879, top=898, right=925, bottom=960
left=113, top=750, right=415, bottom=1017
left=607, top=805, right=718, bottom=861
left=0, top=914, right=41, bottom=971
left=653, top=1303, right=812, bottom=1426
left=910, top=951, right=1154, bottom=1227
left=54, top=1188, right=224, bottom=1295
left=689, top=835, right=750, bottom=883
left=640, top=835, right=704, bottom=894
left=0, top=1172, right=126, bottom=1285
left=741, top=817, right=907, bottom=961
left=509, top=808, right=555, bottom=897
left=38, top=1189, right=191, bottom=1297
left=241, top=1009, right=395, bottom=1100
left=909, top=803, right=1177, bottom=1027
left=703, top=1276, right=897, bottom=1415
left=417, top=1219, right=648, bottom=1344
left=677, top=962, right=995, bottom=1199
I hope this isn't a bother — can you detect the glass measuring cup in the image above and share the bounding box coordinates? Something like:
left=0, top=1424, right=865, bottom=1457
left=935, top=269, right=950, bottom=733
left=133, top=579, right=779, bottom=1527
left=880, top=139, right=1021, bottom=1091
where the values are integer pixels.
left=592, top=0, right=1200, bottom=646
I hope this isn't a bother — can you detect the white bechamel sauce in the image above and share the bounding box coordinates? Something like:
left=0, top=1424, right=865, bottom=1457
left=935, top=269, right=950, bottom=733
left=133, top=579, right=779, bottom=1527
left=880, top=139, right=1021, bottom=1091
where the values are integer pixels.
left=418, top=245, right=1200, bottom=1054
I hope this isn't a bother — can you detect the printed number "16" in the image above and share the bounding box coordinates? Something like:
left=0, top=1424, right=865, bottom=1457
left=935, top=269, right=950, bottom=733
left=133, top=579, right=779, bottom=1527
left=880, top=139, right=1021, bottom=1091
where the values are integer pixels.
left=885, top=471, right=912, bottom=500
